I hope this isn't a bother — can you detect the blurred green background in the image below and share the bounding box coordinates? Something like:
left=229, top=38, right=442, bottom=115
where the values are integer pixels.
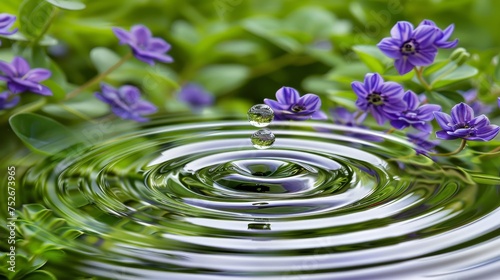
left=1, top=0, right=500, bottom=156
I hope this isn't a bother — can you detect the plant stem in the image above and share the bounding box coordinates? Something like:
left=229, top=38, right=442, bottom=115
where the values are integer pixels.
left=65, top=52, right=133, bottom=100
left=386, top=128, right=396, bottom=134
left=430, top=139, right=467, bottom=157
left=477, top=145, right=500, bottom=159
left=414, top=67, right=431, bottom=91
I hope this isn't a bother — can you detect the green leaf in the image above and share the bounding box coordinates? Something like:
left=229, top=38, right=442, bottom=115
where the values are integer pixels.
left=45, top=0, right=86, bottom=10
left=215, top=40, right=263, bottom=57
left=427, top=91, right=464, bottom=112
left=171, top=20, right=200, bottom=47
left=383, top=66, right=415, bottom=82
left=326, top=90, right=357, bottom=109
left=9, top=113, right=79, bottom=155
left=23, top=270, right=57, bottom=280
left=13, top=44, right=50, bottom=68
left=423, top=60, right=450, bottom=76
left=21, top=204, right=51, bottom=220
left=302, top=75, right=339, bottom=94
left=244, top=18, right=302, bottom=53
left=429, top=63, right=479, bottom=88
left=19, top=0, right=55, bottom=40
left=90, top=47, right=120, bottom=73
left=42, top=98, right=109, bottom=120
left=352, top=45, right=392, bottom=73
left=43, top=80, right=65, bottom=101
left=193, top=64, right=250, bottom=95
left=285, top=6, right=338, bottom=40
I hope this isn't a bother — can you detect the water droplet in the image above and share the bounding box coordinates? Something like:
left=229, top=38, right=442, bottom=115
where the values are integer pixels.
left=251, top=129, right=275, bottom=149
left=247, top=104, right=274, bottom=127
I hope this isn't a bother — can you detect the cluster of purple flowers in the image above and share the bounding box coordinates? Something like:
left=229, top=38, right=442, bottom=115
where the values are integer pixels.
left=94, top=24, right=176, bottom=121
left=348, top=19, right=499, bottom=154
left=351, top=72, right=442, bottom=133
left=263, top=19, right=499, bottom=157
left=378, top=20, right=458, bottom=75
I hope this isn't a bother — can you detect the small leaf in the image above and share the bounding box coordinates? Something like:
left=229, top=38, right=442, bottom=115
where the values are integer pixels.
left=244, top=18, right=302, bottom=53
left=427, top=91, right=464, bottom=113
left=302, top=75, right=339, bottom=94
left=19, top=0, right=55, bottom=39
left=423, top=60, right=450, bottom=76
left=285, top=6, right=338, bottom=39
left=193, top=64, right=250, bottom=95
left=429, top=62, right=479, bottom=88
left=23, top=270, right=57, bottom=280
left=9, top=113, right=80, bottom=155
left=171, top=20, right=199, bottom=46
left=45, top=0, right=86, bottom=10
left=326, top=90, right=357, bottom=109
left=60, top=228, right=83, bottom=239
left=90, top=47, right=120, bottom=73
left=352, top=45, right=392, bottom=73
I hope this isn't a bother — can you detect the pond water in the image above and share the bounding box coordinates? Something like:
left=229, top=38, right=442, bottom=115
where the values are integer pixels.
left=17, top=116, right=500, bottom=279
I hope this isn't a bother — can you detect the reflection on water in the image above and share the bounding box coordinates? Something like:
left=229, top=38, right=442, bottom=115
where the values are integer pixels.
left=16, top=116, right=500, bottom=279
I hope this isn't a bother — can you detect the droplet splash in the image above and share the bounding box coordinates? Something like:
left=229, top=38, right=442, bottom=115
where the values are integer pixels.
left=247, top=104, right=274, bottom=127
left=251, top=128, right=275, bottom=149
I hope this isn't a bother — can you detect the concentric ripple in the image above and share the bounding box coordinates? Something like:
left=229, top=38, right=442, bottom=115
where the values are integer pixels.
left=20, top=116, right=500, bottom=279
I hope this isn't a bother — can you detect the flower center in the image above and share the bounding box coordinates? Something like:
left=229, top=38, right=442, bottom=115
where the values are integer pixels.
left=401, top=40, right=417, bottom=55
left=366, top=93, right=384, bottom=106
left=456, top=122, right=471, bottom=129
left=292, top=105, right=306, bottom=112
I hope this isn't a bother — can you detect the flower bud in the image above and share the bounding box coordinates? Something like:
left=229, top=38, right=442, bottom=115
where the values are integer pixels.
left=449, top=48, right=469, bottom=65
left=455, top=52, right=470, bottom=66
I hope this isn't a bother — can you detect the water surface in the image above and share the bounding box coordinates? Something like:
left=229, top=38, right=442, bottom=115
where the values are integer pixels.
left=18, top=116, right=500, bottom=279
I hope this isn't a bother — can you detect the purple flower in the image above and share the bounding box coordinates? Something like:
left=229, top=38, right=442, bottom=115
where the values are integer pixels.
left=377, top=21, right=439, bottom=75
left=0, top=91, right=20, bottom=110
left=112, top=24, right=173, bottom=65
left=407, top=132, right=440, bottom=155
left=417, top=20, right=458, bottom=49
left=330, top=107, right=383, bottom=142
left=461, top=89, right=493, bottom=115
left=264, top=87, right=327, bottom=121
left=390, top=90, right=441, bottom=133
left=352, top=73, right=406, bottom=125
left=434, top=103, right=500, bottom=141
left=498, top=97, right=500, bottom=108
left=0, top=13, right=17, bottom=46
left=95, top=83, right=157, bottom=122
left=0, top=57, right=52, bottom=95
left=178, top=83, right=214, bottom=110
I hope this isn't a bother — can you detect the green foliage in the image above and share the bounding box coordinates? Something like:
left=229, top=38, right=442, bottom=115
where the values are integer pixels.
left=45, top=0, right=85, bottom=10
left=352, top=45, right=392, bottom=73
left=9, top=113, right=79, bottom=154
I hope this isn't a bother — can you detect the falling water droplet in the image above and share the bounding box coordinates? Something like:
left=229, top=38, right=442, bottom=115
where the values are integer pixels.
left=251, top=129, right=275, bottom=149
left=247, top=104, right=274, bottom=127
